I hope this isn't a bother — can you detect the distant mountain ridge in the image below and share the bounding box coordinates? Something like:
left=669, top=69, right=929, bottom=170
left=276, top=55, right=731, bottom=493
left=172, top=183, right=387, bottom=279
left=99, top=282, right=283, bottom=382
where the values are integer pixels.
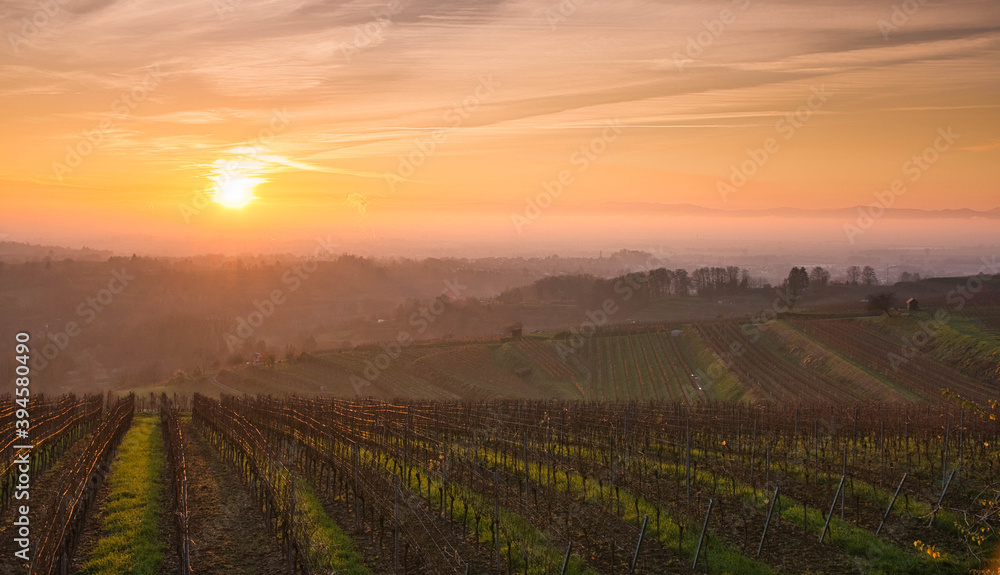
left=0, top=241, right=113, bottom=263
left=595, top=203, right=1000, bottom=219
left=398, top=202, right=1000, bottom=219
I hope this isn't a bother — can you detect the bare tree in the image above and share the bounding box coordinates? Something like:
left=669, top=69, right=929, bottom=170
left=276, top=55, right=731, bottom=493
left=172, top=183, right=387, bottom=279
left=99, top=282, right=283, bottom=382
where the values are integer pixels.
left=862, top=265, right=880, bottom=286
left=846, top=265, right=861, bottom=285
left=809, top=266, right=831, bottom=288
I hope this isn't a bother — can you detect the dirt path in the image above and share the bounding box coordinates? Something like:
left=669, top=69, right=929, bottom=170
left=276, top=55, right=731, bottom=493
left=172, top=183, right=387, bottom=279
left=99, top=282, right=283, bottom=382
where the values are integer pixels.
left=0, top=433, right=92, bottom=573
left=181, top=417, right=288, bottom=574
left=69, top=459, right=114, bottom=574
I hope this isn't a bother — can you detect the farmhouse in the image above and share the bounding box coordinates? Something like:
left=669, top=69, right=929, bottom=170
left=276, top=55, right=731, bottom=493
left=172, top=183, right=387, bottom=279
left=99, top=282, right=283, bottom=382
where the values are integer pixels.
left=508, top=323, right=524, bottom=339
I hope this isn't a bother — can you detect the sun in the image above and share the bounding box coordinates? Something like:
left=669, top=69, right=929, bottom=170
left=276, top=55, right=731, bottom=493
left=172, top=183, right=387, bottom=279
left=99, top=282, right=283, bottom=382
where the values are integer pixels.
left=210, top=157, right=264, bottom=209
left=213, top=173, right=260, bottom=208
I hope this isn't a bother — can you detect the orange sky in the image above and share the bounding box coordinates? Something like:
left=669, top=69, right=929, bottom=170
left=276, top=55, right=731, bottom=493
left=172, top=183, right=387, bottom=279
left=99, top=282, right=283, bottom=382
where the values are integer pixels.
left=1, top=0, right=998, bottom=255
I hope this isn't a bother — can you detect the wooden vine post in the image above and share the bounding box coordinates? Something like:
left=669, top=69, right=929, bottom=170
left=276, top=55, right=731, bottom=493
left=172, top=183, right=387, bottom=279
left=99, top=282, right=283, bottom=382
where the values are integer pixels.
left=756, top=487, right=780, bottom=558
left=693, top=498, right=713, bottom=569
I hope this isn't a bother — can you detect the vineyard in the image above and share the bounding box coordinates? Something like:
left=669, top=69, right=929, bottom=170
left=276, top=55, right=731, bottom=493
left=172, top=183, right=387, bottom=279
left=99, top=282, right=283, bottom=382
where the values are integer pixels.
left=1, top=394, right=103, bottom=511
left=973, top=311, right=1000, bottom=337
left=2, top=307, right=999, bottom=573
left=2, top=392, right=999, bottom=574
left=568, top=330, right=708, bottom=403
left=201, top=311, right=1000, bottom=407
left=0, top=393, right=133, bottom=575
left=787, top=319, right=995, bottom=404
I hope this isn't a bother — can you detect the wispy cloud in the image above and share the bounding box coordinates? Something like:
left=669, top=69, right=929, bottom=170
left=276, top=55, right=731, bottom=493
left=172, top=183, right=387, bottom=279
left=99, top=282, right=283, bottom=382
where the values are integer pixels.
left=962, top=139, right=1000, bottom=152
left=2, top=0, right=999, bottom=224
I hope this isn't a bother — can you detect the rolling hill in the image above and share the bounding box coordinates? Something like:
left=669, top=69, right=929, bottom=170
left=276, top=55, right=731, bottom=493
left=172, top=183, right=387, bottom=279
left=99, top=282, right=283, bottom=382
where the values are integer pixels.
left=141, top=307, right=1000, bottom=404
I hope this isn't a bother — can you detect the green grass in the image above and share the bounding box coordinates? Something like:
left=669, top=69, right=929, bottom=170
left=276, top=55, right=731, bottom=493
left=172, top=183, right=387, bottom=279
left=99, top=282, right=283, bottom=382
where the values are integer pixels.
left=547, top=434, right=966, bottom=574
left=631, top=451, right=968, bottom=574
left=928, top=323, right=1000, bottom=380
left=271, top=418, right=596, bottom=575
left=779, top=320, right=924, bottom=401
left=200, top=413, right=370, bottom=573
left=678, top=327, right=747, bottom=402
left=491, top=341, right=580, bottom=399
left=462, top=441, right=773, bottom=575
left=293, top=476, right=371, bottom=575
left=81, top=413, right=165, bottom=575
left=365, top=447, right=599, bottom=575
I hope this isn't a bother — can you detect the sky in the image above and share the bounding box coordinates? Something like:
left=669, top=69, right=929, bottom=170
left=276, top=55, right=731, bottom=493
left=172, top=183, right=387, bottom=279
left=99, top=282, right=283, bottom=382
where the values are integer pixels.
left=1, top=0, right=998, bottom=256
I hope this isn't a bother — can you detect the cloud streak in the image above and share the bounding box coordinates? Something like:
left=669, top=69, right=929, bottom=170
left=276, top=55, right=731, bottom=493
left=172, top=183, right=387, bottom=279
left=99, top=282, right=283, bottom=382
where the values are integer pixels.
left=1, top=0, right=998, bottom=240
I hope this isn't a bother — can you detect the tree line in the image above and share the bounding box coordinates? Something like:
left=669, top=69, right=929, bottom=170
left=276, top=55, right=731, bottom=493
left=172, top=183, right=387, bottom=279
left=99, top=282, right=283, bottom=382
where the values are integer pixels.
left=499, top=263, right=899, bottom=307
left=496, top=265, right=769, bottom=305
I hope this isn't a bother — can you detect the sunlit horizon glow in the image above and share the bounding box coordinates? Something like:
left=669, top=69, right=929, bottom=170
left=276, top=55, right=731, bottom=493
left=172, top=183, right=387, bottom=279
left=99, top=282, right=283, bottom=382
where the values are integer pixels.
left=1, top=0, right=998, bottom=255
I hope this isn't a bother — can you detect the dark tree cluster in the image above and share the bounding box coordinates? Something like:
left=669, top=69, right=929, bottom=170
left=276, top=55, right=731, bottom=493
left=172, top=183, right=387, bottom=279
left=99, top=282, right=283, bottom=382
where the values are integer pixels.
left=867, top=292, right=897, bottom=315
left=809, top=266, right=831, bottom=287
left=497, top=265, right=769, bottom=305
left=785, top=266, right=810, bottom=297
left=845, top=265, right=880, bottom=286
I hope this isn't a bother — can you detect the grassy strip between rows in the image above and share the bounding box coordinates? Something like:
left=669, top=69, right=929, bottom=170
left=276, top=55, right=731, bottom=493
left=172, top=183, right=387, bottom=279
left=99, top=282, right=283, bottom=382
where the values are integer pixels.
left=269, top=418, right=597, bottom=575
left=81, top=413, right=165, bottom=575
left=638, top=440, right=962, bottom=534
left=406, top=433, right=966, bottom=544
left=357, top=443, right=599, bottom=575
left=635, top=456, right=967, bottom=575
left=275, top=415, right=981, bottom=575
left=468, top=444, right=773, bottom=575
left=779, top=320, right=923, bottom=401
left=551, top=437, right=969, bottom=573
left=292, top=471, right=371, bottom=575
left=770, top=459, right=962, bottom=536
left=472, top=439, right=965, bottom=574
left=202, top=413, right=370, bottom=574
left=680, top=327, right=748, bottom=402
left=552, top=432, right=967, bottom=539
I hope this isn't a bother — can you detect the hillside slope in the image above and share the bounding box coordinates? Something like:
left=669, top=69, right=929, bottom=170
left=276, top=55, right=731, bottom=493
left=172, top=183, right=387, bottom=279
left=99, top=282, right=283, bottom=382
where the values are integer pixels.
left=138, top=310, right=1000, bottom=404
